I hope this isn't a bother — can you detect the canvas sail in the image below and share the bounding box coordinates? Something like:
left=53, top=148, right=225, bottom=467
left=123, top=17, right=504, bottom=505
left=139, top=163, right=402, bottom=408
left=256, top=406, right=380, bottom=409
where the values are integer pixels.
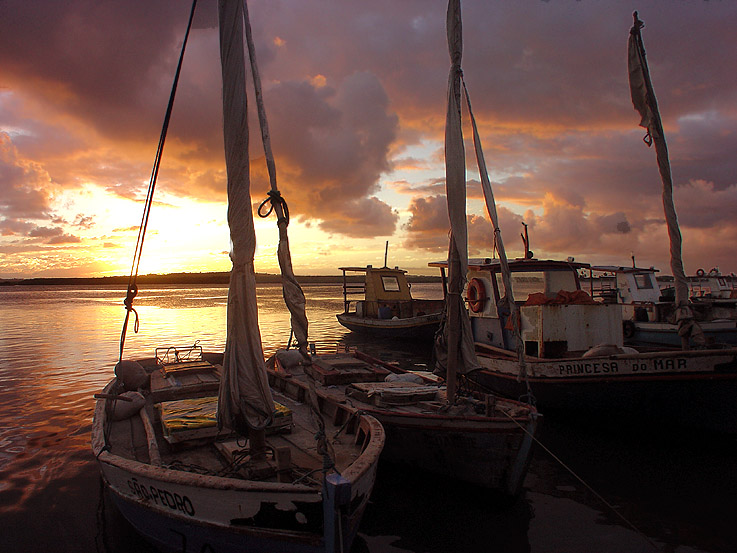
left=216, top=0, right=275, bottom=431
left=435, top=0, right=480, bottom=391
left=461, top=82, right=527, bottom=381
left=627, top=13, right=704, bottom=347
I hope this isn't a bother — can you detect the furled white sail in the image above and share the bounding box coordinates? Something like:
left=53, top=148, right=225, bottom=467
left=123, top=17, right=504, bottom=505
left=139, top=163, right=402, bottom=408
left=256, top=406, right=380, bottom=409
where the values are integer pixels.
left=628, top=13, right=704, bottom=347
left=436, top=0, right=480, bottom=393
left=217, top=0, right=275, bottom=431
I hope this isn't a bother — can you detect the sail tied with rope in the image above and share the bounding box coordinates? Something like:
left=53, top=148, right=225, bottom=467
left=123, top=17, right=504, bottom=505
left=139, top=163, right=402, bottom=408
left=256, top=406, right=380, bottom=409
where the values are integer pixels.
left=627, top=12, right=704, bottom=349
left=435, top=0, right=530, bottom=401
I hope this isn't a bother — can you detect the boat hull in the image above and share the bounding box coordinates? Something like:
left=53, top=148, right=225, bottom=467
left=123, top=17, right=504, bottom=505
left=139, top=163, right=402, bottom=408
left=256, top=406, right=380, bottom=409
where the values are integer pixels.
left=372, top=410, right=539, bottom=496
left=473, top=348, right=737, bottom=434
left=101, top=461, right=326, bottom=553
left=92, top=375, right=384, bottom=553
left=336, top=313, right=441, bottom=340
left=630, top=320, right=737, bottom=347
left=272, top=351, right=539, bottom=496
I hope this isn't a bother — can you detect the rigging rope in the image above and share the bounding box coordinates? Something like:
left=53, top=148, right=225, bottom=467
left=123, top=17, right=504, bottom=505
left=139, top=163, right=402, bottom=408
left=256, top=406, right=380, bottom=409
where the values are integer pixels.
left=118, top=0, right=198, bottom=362
left=242, top=0, right=309, bottom=360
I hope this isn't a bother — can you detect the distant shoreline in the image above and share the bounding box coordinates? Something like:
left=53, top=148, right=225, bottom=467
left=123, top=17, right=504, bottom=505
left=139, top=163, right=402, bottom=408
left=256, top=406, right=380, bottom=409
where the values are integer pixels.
left=0, top=271, right=442, bottom=287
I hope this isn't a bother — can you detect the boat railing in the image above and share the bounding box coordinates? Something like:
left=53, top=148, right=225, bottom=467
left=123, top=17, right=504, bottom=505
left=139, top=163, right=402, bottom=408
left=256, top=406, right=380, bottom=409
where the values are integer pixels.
left=341, top=268, right=366, bottom=313
left=155, top=343, right=204, bottom=365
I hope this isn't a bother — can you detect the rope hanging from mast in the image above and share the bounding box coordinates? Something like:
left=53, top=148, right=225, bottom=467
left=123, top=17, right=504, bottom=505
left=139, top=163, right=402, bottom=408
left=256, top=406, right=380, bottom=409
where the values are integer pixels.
left=242, top=0, right=310, bottom=360
left=118, top=0, right=199, bottom=362
left=459, top=74, right=533, bottom=405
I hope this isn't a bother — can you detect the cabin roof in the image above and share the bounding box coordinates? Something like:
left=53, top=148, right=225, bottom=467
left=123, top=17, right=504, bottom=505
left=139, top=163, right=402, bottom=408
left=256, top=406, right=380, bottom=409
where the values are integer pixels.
left=590, top=265, right=659, bottom=274
left=428, top=257, right=590, bottom=271
left=339, top=266, right=407, bottom=274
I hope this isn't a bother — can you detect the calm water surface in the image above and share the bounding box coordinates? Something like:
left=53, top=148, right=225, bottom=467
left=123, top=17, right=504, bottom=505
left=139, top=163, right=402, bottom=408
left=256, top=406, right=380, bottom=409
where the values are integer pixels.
left=0, top=284, right=734, bottom=553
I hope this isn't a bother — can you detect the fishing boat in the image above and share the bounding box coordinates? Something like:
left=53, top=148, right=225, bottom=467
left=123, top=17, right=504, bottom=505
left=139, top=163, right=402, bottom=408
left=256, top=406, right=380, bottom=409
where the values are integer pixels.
left=428, top=255, right=737, bottom=434
left=91, top=2, right=384, bottom=552
left=274, top=0, right=540, bottom=497
left=418, top=13, right=737, bottom=435
left=336, top=263, right=444, bottom=341
left=588, top=264, right=737, bottom=347
left=271, top=348, right=538, bottom=496
left=92, top=347, right=384, bottom=553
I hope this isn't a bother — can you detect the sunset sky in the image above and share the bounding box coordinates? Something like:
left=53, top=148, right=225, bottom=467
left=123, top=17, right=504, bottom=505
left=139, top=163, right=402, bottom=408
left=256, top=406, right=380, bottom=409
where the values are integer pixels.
left=2, top=0, right=736, bottom=279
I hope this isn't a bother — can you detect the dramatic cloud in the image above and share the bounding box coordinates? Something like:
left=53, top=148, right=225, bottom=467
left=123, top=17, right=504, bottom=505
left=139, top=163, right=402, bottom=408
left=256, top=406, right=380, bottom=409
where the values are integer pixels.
left=0, top=133, right=53, bottom=230
left=1, top=0, right=736, bottom=276
left=404, top=194, right=523, bottom=256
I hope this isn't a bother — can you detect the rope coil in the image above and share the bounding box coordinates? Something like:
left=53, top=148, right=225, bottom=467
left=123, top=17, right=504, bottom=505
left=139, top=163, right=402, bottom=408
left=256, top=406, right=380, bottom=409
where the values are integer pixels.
left=257, top=189, right=290, bottom=225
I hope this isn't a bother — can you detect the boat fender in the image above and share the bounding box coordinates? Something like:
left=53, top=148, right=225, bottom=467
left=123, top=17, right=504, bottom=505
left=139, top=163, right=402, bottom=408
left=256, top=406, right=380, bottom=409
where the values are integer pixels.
left=275, top=348, right=307, bottom=370
left=115, top=360, right=148, bottom=391
left=466, top=278, right=487, bottom=313
left=385, top=373, right=424, bottom=384
left=582, top=344, right=623, bottom=357
left=622, top=320, right=636, bottom=340
left=111, top=391, right=146, bottom=421
left=696, top=268, right=706, bottom=277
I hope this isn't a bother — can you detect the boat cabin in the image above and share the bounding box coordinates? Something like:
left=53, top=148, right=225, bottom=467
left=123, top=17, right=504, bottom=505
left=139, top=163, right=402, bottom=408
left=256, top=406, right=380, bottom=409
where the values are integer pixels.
left=689, top=269, right=737, bottom=299
left=429, top=258, right=624, bottom=358
left=587, top=266, right=662, bottom=305
left=340, top=265, right=416, bottom=319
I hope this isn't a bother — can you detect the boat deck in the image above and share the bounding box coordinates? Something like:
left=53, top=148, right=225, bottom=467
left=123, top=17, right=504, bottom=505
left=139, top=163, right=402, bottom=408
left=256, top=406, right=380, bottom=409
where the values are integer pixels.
left=104, top=357, right=371, bottom=487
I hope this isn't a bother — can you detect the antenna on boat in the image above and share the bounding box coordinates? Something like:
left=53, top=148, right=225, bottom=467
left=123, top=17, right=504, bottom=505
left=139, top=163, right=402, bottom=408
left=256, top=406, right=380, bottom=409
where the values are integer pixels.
left=521, top=222, right=533, bottom=259
left=631, top=253, right=636, bottom=268
left=384, top=240, right=389, bottom=268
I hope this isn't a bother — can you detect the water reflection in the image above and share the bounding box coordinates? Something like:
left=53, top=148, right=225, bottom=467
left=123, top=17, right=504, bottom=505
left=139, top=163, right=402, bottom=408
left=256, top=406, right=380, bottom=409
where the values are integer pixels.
left=0, top=284, right=734, bottom=553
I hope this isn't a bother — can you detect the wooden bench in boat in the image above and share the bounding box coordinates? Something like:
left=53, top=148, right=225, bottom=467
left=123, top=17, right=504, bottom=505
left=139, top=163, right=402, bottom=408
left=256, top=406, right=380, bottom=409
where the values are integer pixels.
left=345, top=381, right=440, bottom=407
left=306, top=354, right=391, bottom=385
left=150, top=360, right=221, bottom=403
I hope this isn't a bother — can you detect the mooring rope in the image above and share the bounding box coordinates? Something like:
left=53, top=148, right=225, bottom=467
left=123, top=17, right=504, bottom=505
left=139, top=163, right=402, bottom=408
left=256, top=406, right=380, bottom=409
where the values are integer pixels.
left=498, top=408, right=662, bottom=552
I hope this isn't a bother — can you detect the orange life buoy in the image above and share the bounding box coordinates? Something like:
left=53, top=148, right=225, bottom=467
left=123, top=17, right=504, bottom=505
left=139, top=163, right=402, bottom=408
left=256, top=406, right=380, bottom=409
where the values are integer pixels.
left=466, top=278, right=486, bottom=313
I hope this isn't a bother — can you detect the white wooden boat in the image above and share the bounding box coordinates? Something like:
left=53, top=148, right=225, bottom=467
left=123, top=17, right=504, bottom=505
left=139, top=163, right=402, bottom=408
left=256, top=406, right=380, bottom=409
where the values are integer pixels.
left=588, top=265, right=737, bottom=347
left=336, top=265, right=444, bottom=341
left=92, top=348, right=384, bottom=553
left=92, top=2, right=384, bottom=551
left=272, top=349, right=538, bottom=496
left=429, top=257, right=737, bottom=434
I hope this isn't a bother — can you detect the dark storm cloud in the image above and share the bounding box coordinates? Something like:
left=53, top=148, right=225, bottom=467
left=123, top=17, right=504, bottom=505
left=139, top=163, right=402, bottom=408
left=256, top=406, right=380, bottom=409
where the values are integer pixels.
left=1, top=0, right=736, bottom=273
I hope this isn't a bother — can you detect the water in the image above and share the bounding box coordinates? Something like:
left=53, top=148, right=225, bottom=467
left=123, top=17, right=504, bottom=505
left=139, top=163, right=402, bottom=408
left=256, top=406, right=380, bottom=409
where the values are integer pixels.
left=0, top=284, right=735, bottom=553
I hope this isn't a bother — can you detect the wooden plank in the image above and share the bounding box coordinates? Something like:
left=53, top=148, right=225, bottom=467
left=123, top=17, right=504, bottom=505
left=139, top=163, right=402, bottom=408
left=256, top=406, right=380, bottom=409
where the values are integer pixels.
left=139, top=407, right=162, bottom=466
left=346, top=382, right=439, bottom=406
left=308, top=355, right=390, bottom=386
left=161, top=360, right=215, bottom=377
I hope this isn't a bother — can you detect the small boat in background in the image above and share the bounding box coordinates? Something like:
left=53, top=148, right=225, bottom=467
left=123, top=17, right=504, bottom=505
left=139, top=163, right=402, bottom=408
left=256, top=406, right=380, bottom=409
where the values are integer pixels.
left=271, top=348, right=538, bottom=497
left=588, top=265, right=737, bottom=347
left=336, top=264, right=444, bottom=341
left=689, top=267, right=737, bottom=299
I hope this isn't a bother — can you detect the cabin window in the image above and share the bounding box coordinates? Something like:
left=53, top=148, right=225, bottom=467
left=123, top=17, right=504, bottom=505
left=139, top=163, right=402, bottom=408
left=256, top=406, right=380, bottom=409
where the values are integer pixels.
left=718, top=278, right=726, bottom=287
left=634, top=274, right=654, bottom=289
left=381, top=276, right=400, bottom=292
left=495, top=272, right=545, bottom=301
